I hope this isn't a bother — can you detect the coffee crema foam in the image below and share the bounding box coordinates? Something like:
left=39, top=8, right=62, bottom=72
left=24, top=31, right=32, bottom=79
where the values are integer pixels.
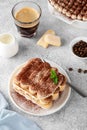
left=15, top=7, right=39, bottom=28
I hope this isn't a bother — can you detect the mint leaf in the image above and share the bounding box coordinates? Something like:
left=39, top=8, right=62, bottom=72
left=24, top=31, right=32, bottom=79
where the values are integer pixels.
left=53, top=77, right=58, bottom=85
left=51, top=70, right=57, bottom=77
left=50, top=69, right=58, bottom=85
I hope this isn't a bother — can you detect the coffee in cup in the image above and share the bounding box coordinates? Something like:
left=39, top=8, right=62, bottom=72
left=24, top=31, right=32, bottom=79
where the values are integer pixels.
left=12, top=1, right=41, bottom=38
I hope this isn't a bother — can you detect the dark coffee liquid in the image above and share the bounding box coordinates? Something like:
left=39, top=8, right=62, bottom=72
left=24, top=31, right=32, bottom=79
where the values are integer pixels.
left=16, top=23, right=39, bottom=37
left=15, top=7, right=40, bottom=37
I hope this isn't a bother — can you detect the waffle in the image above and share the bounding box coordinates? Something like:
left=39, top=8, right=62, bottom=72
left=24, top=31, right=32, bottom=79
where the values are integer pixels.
left=49, top=0, right=87, bottom=21
left=13, top=58, right=66, bottom=109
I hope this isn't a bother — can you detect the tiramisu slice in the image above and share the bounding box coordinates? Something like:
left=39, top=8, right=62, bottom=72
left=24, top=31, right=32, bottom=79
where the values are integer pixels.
left=13, top=58, right=66, bottom=109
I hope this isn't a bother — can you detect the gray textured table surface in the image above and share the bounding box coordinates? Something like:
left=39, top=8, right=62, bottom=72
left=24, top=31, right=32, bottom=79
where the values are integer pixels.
left=0, top=0, right=87, bottom=130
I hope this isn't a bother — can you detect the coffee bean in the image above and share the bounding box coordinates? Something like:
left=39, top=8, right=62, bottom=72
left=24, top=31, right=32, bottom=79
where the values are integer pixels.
left=68, top=68, right=73, bottom=71
left=73, top=40, right=87, bottom=58
left=83, top=70, right=87, bottom=74
left=78, top=68, right=82, bottom=73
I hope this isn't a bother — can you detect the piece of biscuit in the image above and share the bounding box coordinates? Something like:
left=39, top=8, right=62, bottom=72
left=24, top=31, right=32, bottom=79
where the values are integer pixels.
left=37, top=30, right=55, bottom=48
left=44, top=34, right=61, bottom=46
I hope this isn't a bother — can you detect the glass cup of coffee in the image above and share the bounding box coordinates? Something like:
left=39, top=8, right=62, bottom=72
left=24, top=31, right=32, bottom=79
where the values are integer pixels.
left=12, top=1, right=41, bottom=38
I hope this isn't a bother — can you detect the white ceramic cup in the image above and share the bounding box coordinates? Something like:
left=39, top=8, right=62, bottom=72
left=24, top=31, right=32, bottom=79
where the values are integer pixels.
left=0, top=33, right=19, bottom=58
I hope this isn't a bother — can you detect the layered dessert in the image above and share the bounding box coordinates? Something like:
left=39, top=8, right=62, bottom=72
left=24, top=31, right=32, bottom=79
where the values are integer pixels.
left=48, top=0, right=87, bottom=21
left=13, top=58, right=66, bottom=109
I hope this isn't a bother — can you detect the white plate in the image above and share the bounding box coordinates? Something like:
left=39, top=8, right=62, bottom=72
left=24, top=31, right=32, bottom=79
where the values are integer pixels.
left=48, top=1, right=87, bottom=29
left=9, top=59, right=71, bottom=116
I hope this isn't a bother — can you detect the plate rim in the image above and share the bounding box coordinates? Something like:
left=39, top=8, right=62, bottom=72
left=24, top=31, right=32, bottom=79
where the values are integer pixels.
left=8, top=59, right=71, bottom=116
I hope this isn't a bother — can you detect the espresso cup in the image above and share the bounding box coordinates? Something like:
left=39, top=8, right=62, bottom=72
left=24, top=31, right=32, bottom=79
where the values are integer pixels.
left=12, top=1, right=41, bottom=38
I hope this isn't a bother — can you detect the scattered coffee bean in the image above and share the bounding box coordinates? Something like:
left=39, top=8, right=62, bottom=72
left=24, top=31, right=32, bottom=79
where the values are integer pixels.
left=83, top=70, right=87, bottom=74
left=68, top=68, right=73, bottom=71
left=78, top=68, right=82, bottom=73
left=73, top=40, right=87, bottom=57
left=68, top=67, right=87, bottom=74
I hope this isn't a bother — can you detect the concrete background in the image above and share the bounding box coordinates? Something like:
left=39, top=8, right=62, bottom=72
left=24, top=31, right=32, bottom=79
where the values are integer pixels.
left=0, top=0, right=87, bottom=130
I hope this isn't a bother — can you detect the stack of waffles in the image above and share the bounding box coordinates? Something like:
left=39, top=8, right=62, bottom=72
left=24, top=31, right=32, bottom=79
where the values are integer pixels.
left=48, top=0, right=87, bottom=21
left=13, top=58, right=66, bottom=109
